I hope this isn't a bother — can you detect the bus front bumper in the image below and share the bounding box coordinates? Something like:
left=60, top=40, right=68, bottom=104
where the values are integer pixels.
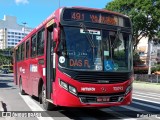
left=54, top=88, right=132, bottom=107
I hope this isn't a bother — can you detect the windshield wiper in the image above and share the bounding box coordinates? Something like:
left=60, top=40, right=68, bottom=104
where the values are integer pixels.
left=80, top=23, right=97, bottom=61
left=80, top=23, right=95, bottom=48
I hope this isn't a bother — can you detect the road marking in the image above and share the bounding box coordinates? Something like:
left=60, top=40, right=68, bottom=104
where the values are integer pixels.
left=122, top=118, right=137, bottom=120
left=133, top=91, right=160, bottom=96
left=133, top=92, right=160, bottom=98
left=19, top=93, right=54, bottom=120
left=133, top=94, right=160, bottom=100
left=133, top=101, right=160, bottom=110
left=133, top=97, right=160, bottom=104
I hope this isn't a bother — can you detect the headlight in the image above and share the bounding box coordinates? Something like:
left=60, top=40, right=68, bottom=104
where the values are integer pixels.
left=59, top=80, right=68, bottom=90
left=125, top=83, right=132, bottom=96
left=69, top=85, right=77, bottom=96
left=59, top=79, right=77, bottom=96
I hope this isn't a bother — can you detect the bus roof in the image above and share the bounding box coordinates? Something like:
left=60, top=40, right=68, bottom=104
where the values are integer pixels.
left=14, top=6, right=129, bottom=48
left=72, top=6, right=128, bottom=18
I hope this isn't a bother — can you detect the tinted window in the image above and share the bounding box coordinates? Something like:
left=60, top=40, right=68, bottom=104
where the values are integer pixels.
left=31, top=35, right=37, bottom=57
left=37, top=30, right=44, bottom=56
left=26, top=40, right=30, bottom=59
left=21, top=43, right=25, bottom=60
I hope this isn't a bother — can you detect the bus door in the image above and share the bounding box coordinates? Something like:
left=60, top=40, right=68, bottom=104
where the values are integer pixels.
left=14, top=49, right=18, bottom=85
left=46, top=23, right=56, bottom=99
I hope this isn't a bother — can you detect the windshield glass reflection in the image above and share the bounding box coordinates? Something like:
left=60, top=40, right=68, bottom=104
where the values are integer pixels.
left=58, top=27, right=132, bottom=72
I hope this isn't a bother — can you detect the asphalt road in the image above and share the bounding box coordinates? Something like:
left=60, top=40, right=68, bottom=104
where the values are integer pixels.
left=0, top=73, right=160, bottom=120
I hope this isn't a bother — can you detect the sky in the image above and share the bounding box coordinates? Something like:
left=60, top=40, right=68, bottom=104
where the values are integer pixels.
left=0, top=0, right=112, bottom=28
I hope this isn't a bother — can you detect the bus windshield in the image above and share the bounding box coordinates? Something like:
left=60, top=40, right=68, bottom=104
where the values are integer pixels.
left=58, top=26, right=132, bottom=72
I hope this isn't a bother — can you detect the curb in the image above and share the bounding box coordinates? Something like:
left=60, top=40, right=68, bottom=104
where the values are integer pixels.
left=0, top=101, right=4, bottom=111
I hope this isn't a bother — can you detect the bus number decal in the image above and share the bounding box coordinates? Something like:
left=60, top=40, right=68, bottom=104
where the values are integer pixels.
left=71, top=12, right=84, bottom=20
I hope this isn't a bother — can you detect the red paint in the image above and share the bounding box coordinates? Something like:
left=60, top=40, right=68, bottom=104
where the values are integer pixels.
left=13, top=6, right=133, bottom=108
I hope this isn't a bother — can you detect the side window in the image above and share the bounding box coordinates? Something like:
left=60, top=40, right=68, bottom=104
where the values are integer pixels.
left=18, top=46, right=21, bottom=61
left=16, top=49, right=19, bottom=61
left=26, top=40, right=30, bottom=59
left=21, top=43, right=25, bottom=60
left=37, top=29, right=44, bottom=56
left=31, top=35, right=37, bottom=57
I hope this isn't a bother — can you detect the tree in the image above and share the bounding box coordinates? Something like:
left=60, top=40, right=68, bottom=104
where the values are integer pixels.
left=105, top=0, right=160, bottom=51
left=0, top=47, right=13, bottom=66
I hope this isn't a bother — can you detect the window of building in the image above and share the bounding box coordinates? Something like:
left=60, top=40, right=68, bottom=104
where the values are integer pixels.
left=37, top=29, right=44, bottom=56
left=31, top=35, right=37, bottom=57
left=26, top=40, right=30, bottom=59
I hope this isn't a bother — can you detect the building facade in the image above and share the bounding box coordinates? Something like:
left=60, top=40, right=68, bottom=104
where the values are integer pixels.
left=137, top=37, right=160, bottom=66
left=0, top=15, right=33, bottom=49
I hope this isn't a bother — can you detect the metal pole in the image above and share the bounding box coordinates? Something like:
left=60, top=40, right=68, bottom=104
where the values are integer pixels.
left=148, top=40, right=153, bottom=74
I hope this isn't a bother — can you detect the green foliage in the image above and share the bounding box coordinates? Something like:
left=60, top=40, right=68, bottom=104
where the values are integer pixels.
left=133, top=52, right=144, bottom=66
left=151, top=64, right=160, bottom=73
left=0, top=48, right=13, bottom=66
left=105, top=0, right=160, bottom=51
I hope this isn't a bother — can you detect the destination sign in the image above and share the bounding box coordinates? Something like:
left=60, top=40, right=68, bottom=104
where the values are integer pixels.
left=63, top=9, right=131, bottom=27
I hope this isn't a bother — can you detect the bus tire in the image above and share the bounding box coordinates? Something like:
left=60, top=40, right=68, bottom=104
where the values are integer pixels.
left=41, top=85, right=55, bottom=110
left=19, top=77, right=26, bottom=95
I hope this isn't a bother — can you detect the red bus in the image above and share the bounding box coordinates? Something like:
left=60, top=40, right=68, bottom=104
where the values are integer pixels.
left=13, top=7, right=133, bottom=110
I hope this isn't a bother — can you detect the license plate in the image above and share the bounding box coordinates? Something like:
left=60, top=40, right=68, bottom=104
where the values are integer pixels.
left=97, top=97, right=110, bottom=102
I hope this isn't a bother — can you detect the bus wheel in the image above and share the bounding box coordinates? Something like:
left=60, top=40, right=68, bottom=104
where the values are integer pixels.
left=42, top=85, right=54, bottom=110
left=19, top=78, right=26, bottom=95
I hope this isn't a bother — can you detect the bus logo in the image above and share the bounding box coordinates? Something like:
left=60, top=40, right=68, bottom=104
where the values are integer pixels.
left=81, top=87, right=95, bottom=91
left=101, top=87, right=107, bottom=92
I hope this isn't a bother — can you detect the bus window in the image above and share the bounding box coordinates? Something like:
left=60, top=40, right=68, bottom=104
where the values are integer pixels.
left=37, top=29, right=44, bottom=56
left=21, top=43, right=25, bottom=60
left=31, top=35, right=37, bottom=58
left=26, top=40, right=30, bottom=59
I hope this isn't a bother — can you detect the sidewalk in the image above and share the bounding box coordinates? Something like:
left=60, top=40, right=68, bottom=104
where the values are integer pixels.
left=0, top=101, right=4, bottom=111
left=0, top=98, right=5, bottom=120
left=133, top=81, right=160, bottom=93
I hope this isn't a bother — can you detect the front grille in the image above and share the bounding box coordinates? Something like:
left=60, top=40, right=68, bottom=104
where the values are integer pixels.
left=78, top=92, right=125, bottom=96
left=74, top=73, right=128, bottom=84
left=110, top=96, right=119, bottom=102
left=59, top=67, right=131, bottom=84
left=80, top=97, right=96, bottom=103
left=79, top=95, right=124, bottom=103
left=78, top=92, right=125, bottom=104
